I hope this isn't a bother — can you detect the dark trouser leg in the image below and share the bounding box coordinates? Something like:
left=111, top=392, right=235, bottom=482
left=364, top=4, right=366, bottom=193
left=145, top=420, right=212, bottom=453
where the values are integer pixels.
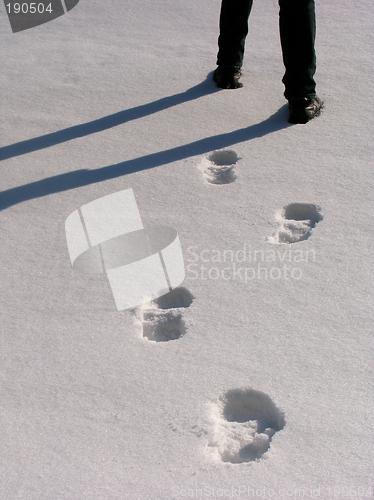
left=279, top=0, right=317, bottom=100
left=217, top=0, right=254, bottom=67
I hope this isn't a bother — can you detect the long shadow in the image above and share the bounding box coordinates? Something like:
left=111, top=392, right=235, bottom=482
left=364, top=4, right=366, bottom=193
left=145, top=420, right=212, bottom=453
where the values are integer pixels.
left=0, top=105, right=290, bottom=211
left=0, top=75, right=220, bottom=161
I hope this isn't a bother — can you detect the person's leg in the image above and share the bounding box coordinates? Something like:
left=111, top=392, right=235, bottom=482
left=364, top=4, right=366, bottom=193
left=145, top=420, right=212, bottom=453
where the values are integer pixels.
left=217, top=0, right=254, bottom=68
left=279, top=0, right=316, bottom=100
left=279, top=0, right=322, bottom=122
left=214, top=0, right=253, bottom=89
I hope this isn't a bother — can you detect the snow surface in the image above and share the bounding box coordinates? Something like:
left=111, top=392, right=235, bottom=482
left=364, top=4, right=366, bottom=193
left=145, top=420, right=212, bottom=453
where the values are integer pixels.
left=1, top=0, right=373, bottom=498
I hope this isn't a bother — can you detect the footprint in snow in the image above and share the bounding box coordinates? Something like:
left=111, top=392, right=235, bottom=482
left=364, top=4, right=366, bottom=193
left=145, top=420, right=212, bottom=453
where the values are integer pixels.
left=201, top=150, right=239, bottom=184
left=207, top=389, right=285, bottom=463
left=136, top=287, right=194, bottom=342
left=268, top=203, right=323, bottom=244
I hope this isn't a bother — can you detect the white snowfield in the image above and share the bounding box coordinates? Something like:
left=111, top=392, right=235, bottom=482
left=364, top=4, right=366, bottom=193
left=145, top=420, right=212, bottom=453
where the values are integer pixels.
left=1, top=0, right=373, bottom=499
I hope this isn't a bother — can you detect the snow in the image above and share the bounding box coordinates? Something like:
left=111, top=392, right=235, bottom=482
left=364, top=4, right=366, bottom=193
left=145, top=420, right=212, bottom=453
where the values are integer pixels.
left=1, top=0, right=373, bottom=498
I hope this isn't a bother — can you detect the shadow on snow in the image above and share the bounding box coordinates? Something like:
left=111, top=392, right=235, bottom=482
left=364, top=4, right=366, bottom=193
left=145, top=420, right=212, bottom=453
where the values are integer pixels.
left=0, top=74, right=291, bottom=211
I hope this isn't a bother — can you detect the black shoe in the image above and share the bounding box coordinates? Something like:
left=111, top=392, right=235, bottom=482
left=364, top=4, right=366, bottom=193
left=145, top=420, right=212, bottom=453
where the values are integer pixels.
left=288, top=96, right=323, bottom=124
left=213, top=65, right=243, bottom=89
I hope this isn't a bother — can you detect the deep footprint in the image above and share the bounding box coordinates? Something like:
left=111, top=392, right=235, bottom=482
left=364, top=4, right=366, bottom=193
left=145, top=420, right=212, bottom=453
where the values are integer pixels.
left=202, top=150, right=239, bottom=184
left=137, top=287, right=194, bottom=342
left=152, top=287, right=194, bottom=309
left=142, top=310, right=186, bottom=342
left=268, top=203, right=323, bottom=244
left=208, top=389, right=285, bottom=463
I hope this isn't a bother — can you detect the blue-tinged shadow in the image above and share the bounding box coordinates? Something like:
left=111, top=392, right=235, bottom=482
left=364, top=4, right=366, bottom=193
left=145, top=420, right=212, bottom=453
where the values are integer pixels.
left=0, top=104, right=291, bottom=211
left=0, top=75, right=220, bottom=162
